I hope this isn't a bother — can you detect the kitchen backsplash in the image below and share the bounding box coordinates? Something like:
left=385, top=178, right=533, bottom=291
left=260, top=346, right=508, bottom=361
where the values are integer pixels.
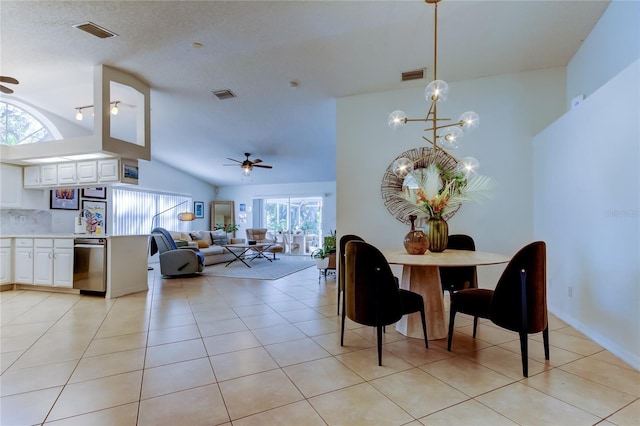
left=0, top=209, right=53, bottom=235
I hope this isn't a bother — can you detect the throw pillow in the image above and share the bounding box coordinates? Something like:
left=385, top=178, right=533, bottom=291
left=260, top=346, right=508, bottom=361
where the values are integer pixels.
left=210, top=230, right=227, bottom=246
left=196, top=240, right=210, bottom=248
left=189, top=232, right=200, bottom=241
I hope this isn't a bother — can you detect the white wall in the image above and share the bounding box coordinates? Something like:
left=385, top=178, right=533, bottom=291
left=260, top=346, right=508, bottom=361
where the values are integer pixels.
left=337, top=68, right=566, bottom=286
left=566, top=0, right=640, bottom=109
left=217, top=181, right=337, bottom=239
left=534, top=60, right=639, bottom=369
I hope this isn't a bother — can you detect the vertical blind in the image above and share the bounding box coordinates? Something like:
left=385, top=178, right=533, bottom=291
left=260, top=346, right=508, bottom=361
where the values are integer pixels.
left=111, top=188, right=192, bottom=235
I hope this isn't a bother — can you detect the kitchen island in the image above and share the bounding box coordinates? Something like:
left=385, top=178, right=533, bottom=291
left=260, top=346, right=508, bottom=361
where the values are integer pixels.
left=1, top=234, right=148, bottom=299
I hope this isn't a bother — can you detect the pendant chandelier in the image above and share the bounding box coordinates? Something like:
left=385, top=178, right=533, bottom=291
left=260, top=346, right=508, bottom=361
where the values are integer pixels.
left=387, top=0, right=480, bottom=179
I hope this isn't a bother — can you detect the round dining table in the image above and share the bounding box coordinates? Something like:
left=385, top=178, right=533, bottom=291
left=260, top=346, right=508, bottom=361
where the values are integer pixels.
left=382, top=249, right=511, bottom=340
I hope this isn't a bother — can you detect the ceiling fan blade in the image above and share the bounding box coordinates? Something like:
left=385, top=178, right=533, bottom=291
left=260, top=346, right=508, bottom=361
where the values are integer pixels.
left=252, top=158, right=263, bottom=164
left=253, top=164, right=272, bottom=169
left=226, top=158, right=242, bottom=163
left=223, top=164, right=240, bottom=166
left=0, top=76, right=18, bottom=84
left=0, top=85, right=14, bottom=94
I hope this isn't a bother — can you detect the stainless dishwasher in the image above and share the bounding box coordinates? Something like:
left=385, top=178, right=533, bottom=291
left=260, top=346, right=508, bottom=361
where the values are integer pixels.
left=73, top=238, right=107, bottom=292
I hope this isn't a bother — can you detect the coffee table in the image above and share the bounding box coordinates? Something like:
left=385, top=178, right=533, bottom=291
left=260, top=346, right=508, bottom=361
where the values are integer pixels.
left=222, top=242, right=274, bottom=268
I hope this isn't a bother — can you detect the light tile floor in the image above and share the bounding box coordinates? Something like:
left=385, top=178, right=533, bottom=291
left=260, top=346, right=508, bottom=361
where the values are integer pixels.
left=1, top=264, right=638, bottom=425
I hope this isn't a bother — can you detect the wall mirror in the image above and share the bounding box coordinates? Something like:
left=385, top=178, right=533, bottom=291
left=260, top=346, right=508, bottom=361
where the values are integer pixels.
left=381, top=147, right=458, bottom=225
left=210, top=201, right=235, bottom=237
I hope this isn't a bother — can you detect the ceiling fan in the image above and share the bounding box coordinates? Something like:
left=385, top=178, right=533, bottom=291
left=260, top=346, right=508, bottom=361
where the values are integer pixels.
left=0, top=76, right=19, bottom=94
left=224, top=152, right=273, bottom=175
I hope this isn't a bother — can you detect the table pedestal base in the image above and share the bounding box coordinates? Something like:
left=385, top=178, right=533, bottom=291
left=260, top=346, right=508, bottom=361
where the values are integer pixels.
left=395, top=265, right=447, bottom=340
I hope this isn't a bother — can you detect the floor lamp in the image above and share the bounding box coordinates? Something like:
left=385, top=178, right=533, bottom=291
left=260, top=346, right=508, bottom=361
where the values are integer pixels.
left=147, top=200, right=196, bottom=270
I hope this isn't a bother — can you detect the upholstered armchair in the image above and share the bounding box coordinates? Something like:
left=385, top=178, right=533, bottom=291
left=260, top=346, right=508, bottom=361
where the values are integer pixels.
left=245, top=228, right=285, bottom=259
left=150, top=227, right=204, bottom=276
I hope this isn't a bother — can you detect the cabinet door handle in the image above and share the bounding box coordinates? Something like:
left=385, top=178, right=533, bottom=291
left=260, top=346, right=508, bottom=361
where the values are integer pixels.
left=48, top=252, right=53, bottom=259
left=29, top=252, right=32, bottom=259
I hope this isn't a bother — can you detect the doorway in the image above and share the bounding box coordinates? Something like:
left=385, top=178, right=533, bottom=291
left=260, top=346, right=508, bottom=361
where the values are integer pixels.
left=262, top=196, right=323, bottom=255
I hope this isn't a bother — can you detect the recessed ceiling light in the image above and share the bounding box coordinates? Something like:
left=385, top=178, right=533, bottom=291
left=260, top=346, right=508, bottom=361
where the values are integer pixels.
left=192, top=42, right=203, bottom=48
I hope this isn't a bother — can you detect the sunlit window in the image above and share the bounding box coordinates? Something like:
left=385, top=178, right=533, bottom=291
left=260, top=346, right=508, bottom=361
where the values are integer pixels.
left=0, top=101, right=57, bottom=145
left=111, top=188, right=192, bottom=235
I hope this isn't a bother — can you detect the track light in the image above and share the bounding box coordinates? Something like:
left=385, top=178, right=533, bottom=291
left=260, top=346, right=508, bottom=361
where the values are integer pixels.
left=72, top=101, right=121, bottom=120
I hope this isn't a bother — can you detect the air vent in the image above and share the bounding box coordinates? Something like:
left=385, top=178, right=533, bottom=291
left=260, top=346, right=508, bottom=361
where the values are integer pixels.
left=401, top=68, right=426, bottom=82
left=73, top=22, right=118, bottom=39
left=212, top=89, right=237, bottom=100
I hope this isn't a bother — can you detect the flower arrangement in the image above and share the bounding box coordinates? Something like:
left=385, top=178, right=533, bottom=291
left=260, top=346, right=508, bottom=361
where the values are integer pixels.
left=402, top=163, right=494, bottom=219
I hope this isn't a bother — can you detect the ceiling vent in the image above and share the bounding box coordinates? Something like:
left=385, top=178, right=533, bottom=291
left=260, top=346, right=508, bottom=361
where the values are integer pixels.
left=212, top=89, right=237, bottom=100
left=72, top=22, right=118, bottom=39
left=401, top=68, right=426, bottom=82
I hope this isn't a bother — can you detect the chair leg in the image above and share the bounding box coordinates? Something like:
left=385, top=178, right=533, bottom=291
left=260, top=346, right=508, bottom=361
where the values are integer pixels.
left=340, top=306, right=347, bottom=346
left=419, top=307, right=429, bottom=348
left=472, top=316, right=479, bottom=338
left=543, top=325, right=550, bottom=360
left=447, top=306, right=457, bottom=351
left=519, top=331, right=529, bottom=377
left=337, top=288, right=340, bottom=315
left=377, top=325, right=383, bottom=366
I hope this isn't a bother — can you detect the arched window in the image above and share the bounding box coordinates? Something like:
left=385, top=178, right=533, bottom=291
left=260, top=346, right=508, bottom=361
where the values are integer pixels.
left=0, top=100, right=61, bottom=145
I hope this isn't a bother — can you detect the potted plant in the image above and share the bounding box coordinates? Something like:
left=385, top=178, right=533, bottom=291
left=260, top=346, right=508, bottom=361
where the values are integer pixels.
left=323, top=230, right=336, bottom=253
left=311, top=247, right=331, bottom=269
left=215, top=223, right=240, bottom=240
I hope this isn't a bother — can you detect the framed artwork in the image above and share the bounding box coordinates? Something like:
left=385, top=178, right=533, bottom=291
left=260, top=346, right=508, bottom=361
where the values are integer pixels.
left=194, top=201, right=204, bottom=219
left=82, top=187, right=107, bottom=199
left=50, top=188, right=79, bottom=210
left=82, top=200, right=107, bottom=234
left=239, top=203, right=246, bottom=212
left=121, top=159, right=139, bottom=185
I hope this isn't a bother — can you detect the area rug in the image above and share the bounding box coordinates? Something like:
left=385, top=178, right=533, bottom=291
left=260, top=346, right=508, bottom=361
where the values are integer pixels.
left=202, top=255, right=315, bottom=280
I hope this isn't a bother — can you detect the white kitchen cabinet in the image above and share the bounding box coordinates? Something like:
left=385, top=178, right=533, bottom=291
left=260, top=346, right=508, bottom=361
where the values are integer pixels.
left=53, top=239, right=74, bottom=287
left=56, top=163, right=77, bottom=185
left=0, top=164, right=22, bottom=207
left=76, top=161, right=98, bottom=184
left=40, top=164, right=58, bottom=186
left=0, top=239, right=12, bottom=284
left=23, top=166, right=41, bottom=187
left=13, top=238, right=74, bottom=287
left=33, top=239, right=54, bottom=285
left=14, top=239, right=34, bottom=284
left=34, top=239, right=75, bottom=287
left=97, top=159, right=119, bottom=182
left=22, top=158, right=125, bottom=188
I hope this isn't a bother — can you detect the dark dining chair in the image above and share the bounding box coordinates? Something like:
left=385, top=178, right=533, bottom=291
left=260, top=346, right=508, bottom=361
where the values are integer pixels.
left=447, top=241, right=548, bottom=377
left=338, top=234, right=365, bottom=314
left=439, top=234, right=477, bottom=297
left=342, top=240, right=428, bottom=366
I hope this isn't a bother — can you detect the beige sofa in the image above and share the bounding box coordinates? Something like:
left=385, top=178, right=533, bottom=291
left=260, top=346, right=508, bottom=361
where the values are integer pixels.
left=169, top=230, right=245, bottom=266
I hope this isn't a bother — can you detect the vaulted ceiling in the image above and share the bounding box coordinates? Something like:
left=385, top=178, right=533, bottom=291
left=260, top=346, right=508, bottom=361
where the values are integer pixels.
left=0, top=1, right=609, bottom=186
